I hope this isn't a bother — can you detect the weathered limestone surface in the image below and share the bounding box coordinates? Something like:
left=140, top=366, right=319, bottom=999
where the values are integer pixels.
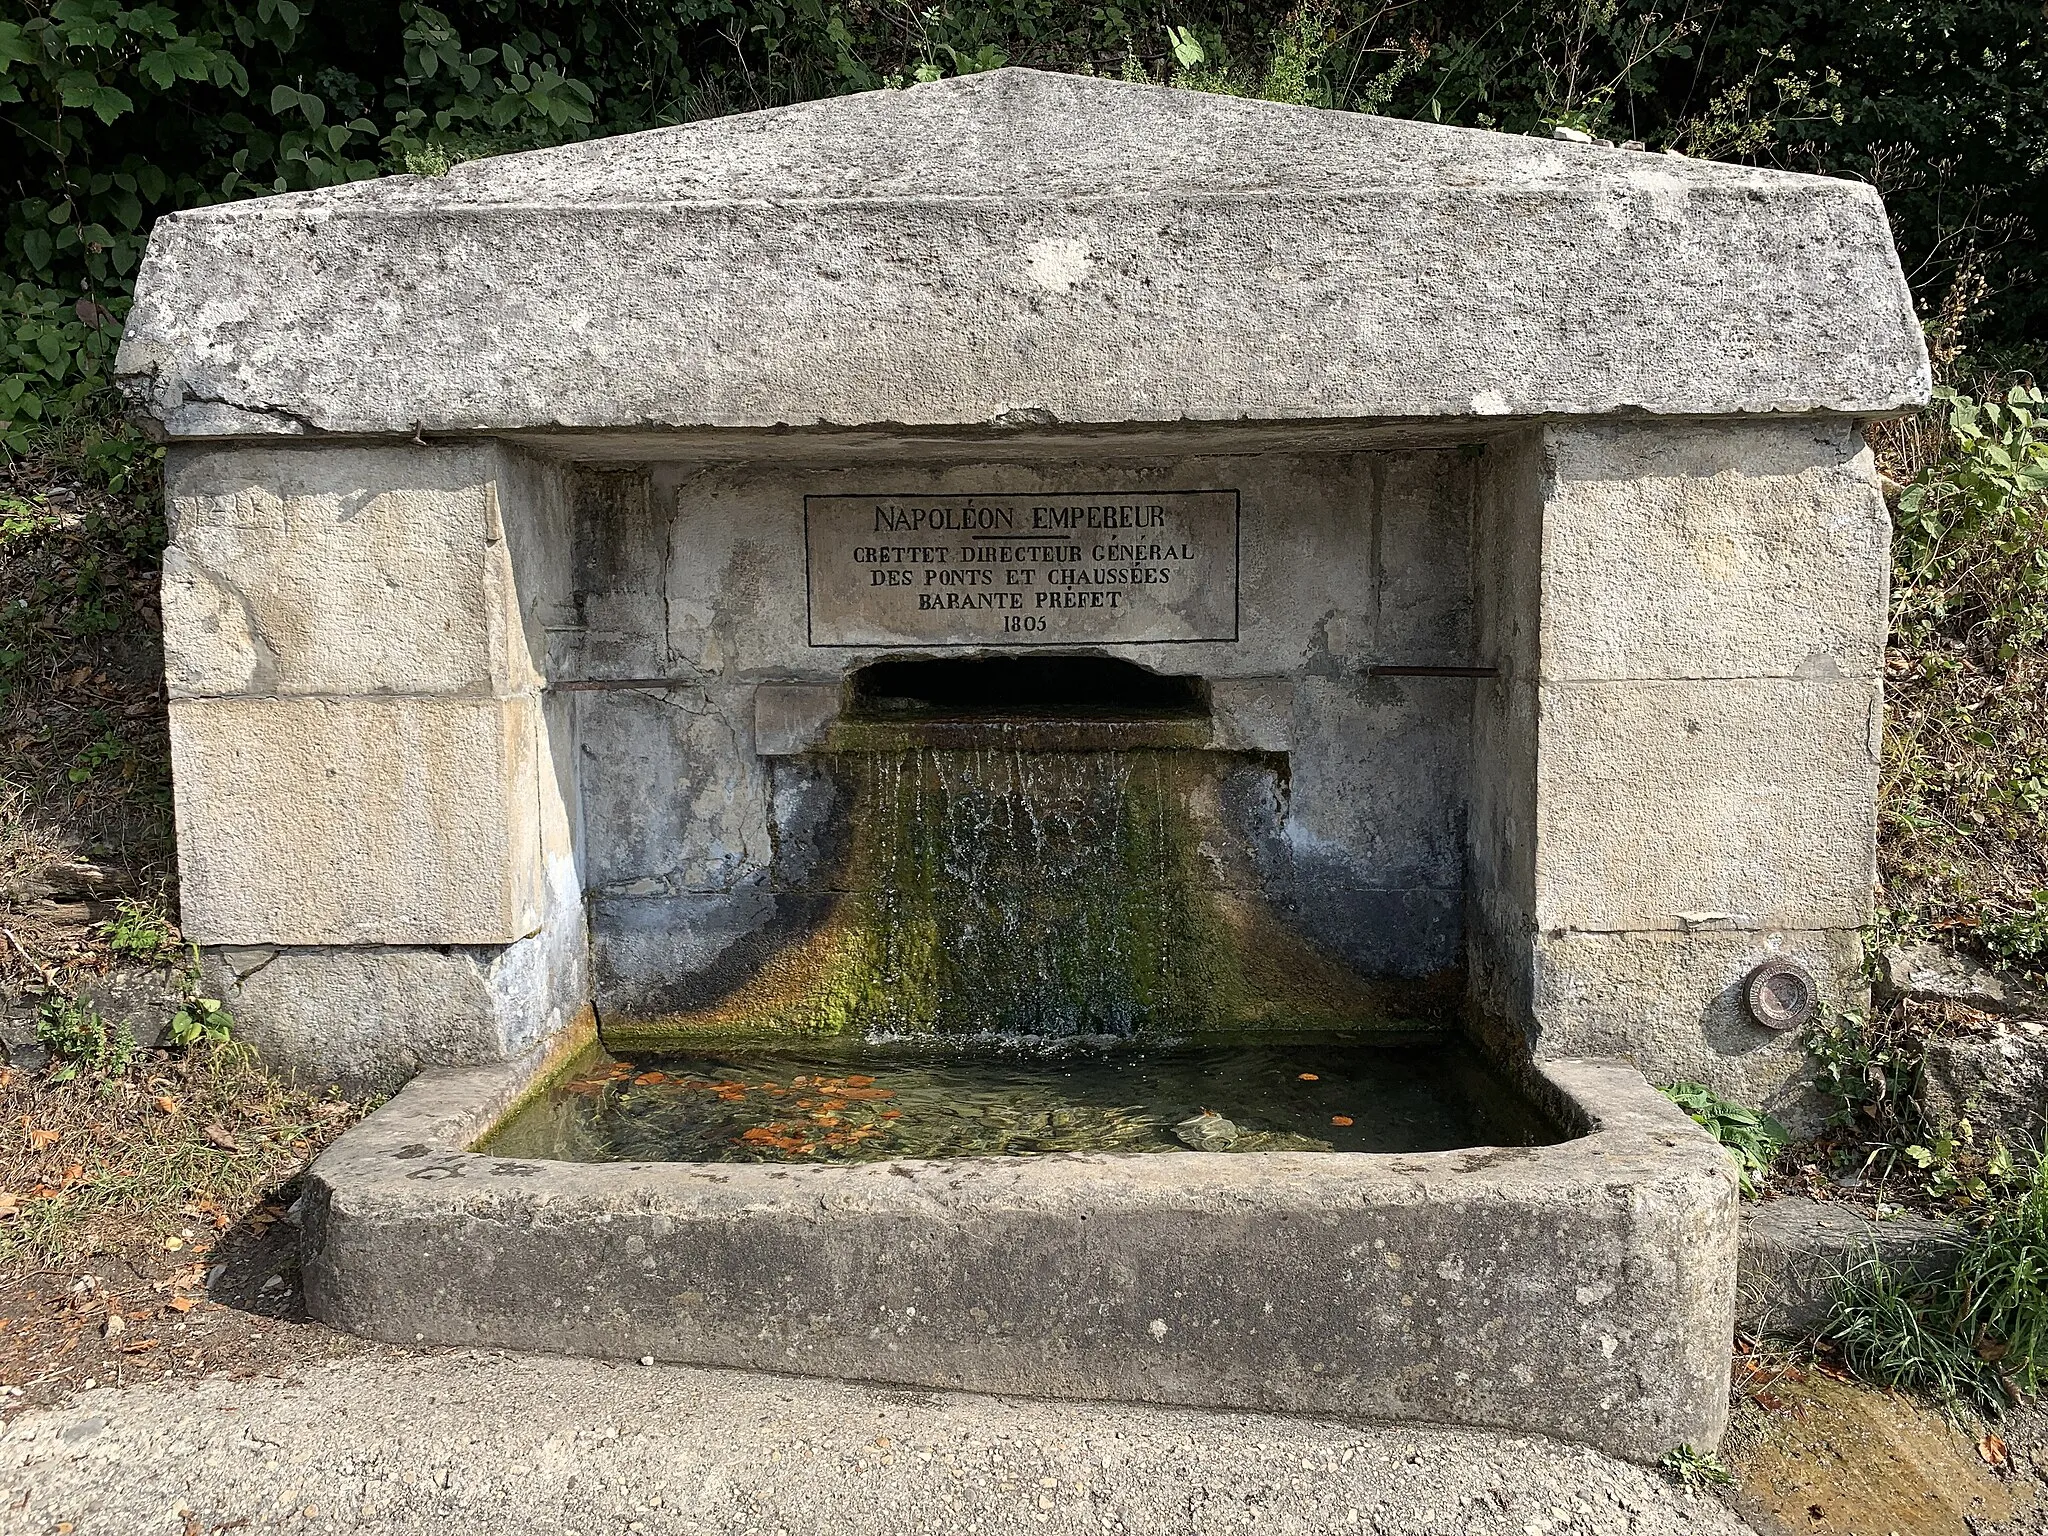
left=1530, top=928, right=1863, bottom=1115
left=1465, top=433, right=1545, bottom=1045
left=1466, top=422, right=1885, bottom=1118
left=1537, top=420, right=1890, bottom=682
left=306, top=1054, right=1738, bottom=1463
left=116, top=71, right=1926, bottom=440
left=1880, top=941, right=2047, bottom=1016
left=202, top=930, right=589, bottom=1094
left=572, top=446, right=1481, bottom=1018
left=162, top=443, right=547, bottom=697
left=1532, top=678, right=1881, bottom=933
left=1919, top=1033, right=2048, bottom=1143
left=163, top=440, right=588, bottom=1070
left=170, top=694, right=546, bottom=945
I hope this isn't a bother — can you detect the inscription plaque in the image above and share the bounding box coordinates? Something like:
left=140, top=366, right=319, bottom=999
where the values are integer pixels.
left=805, top=490, right=1239, bottom=647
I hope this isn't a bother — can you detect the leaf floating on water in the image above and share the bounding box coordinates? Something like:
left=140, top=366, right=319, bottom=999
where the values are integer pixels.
left=632, top=1072, right=667, bottom=1086
left=1298, top=1073, right=1320, bottom=1082
left=1330, top=1115, right=1354, bottom=1127
left=845, top=1075, right=875, bottom=1087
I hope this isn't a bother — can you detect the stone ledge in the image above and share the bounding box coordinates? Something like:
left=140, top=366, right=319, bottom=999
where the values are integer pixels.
left=302, top=1053, right=1737, bottom=1463
left=1880, top=941, right=2047, bottom=1017
left=1737, top=1198, right=1958, bottom=1338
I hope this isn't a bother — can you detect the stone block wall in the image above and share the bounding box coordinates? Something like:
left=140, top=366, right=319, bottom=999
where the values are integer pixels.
left=163, top=441, right=589, bottom=1090
left=156, top=419, right=1889, bottom=1109
left=1470, top=419, right=1889, bottom=1118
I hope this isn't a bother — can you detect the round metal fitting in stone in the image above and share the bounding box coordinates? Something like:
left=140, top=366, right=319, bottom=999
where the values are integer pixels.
left=1745, top=958, right=1818, bottom=1031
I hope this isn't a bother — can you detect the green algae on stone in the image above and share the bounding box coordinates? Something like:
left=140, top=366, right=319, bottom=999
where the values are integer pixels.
left=610, top=744, right=1421, bottom=1049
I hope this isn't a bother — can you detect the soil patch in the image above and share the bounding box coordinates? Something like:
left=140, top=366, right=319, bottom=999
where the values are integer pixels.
left=0, top=1039, right=369, bottom=1413
left=1724, top=1359, right=2033, bottom=1535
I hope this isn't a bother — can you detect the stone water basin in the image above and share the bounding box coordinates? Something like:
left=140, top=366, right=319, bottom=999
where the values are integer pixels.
left=301, top=1028, right=1737, bottom=1463
left=479, top=1031, right=1561, bottom=1164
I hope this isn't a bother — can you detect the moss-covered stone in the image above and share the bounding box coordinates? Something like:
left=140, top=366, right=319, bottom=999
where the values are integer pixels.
left=611, top=746, right=1424, bottom=1050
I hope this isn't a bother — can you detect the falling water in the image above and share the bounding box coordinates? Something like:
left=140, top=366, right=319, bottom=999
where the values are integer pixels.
left=837, top=742, right=1219, bottom=1039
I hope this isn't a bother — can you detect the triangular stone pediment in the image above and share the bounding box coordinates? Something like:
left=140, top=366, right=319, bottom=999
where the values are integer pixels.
left=312, top=68, right=1786, bottom=209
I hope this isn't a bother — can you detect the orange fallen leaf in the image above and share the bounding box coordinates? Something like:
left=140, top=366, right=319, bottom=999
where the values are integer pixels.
left=845, top=1075, right=875, bottom=1087
left=155, top=1096, right=178, bottom=1115
left=1298, top=1073, right=1320, bottom=1082
left=632, top=1072, right=667, bottom=1086
left=27, top=1128, right=59, bottom=1150
left=1980, top=1433, right=2009, bottom=1469
left=164, top=1295, right=196, bottom=1314
left=1330, top=1115, right=1354, bottom=1127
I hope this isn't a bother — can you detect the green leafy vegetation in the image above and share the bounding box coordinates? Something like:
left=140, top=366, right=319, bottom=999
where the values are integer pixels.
left=166, top=992, right=231, bottom=1048
left=1983, top=896, right=2048, bottom=982
left=1828, top=1144, right=2048, bottom=1418
left=102, top=896, right=172, bottom=962
left=168, top=944, right=234, bottom=1048
left=1806, top=1007, right=1921, bottom=1137
left=1659, top=1444, right=1733, bottom=1488
left=1660, top=1081, right=1788, bottom=1195
left=1881, top=382, right=2048, bottom=960
left=34, top=993, right=135, bottom=1082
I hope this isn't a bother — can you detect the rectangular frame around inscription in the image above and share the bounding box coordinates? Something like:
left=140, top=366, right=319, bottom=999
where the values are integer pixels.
left=803, top=489, right=1241, bottom=648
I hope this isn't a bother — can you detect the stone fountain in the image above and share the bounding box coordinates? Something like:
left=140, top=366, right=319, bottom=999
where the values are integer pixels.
left=116, top=69, right=1929, bottom=1458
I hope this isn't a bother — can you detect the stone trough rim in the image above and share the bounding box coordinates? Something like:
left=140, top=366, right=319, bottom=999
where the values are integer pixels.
left=298, top=1033, right=1740, bottom=1464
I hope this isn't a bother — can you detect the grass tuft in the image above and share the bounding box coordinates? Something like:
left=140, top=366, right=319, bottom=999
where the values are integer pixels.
left=1828, top=1143, right=2048, bottom=1416
left=0, top=1041, right=360, bottom=1269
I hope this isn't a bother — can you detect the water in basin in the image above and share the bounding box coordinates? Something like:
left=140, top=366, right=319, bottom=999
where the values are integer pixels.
left=481, top=1030, right=1561, bottom=1164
